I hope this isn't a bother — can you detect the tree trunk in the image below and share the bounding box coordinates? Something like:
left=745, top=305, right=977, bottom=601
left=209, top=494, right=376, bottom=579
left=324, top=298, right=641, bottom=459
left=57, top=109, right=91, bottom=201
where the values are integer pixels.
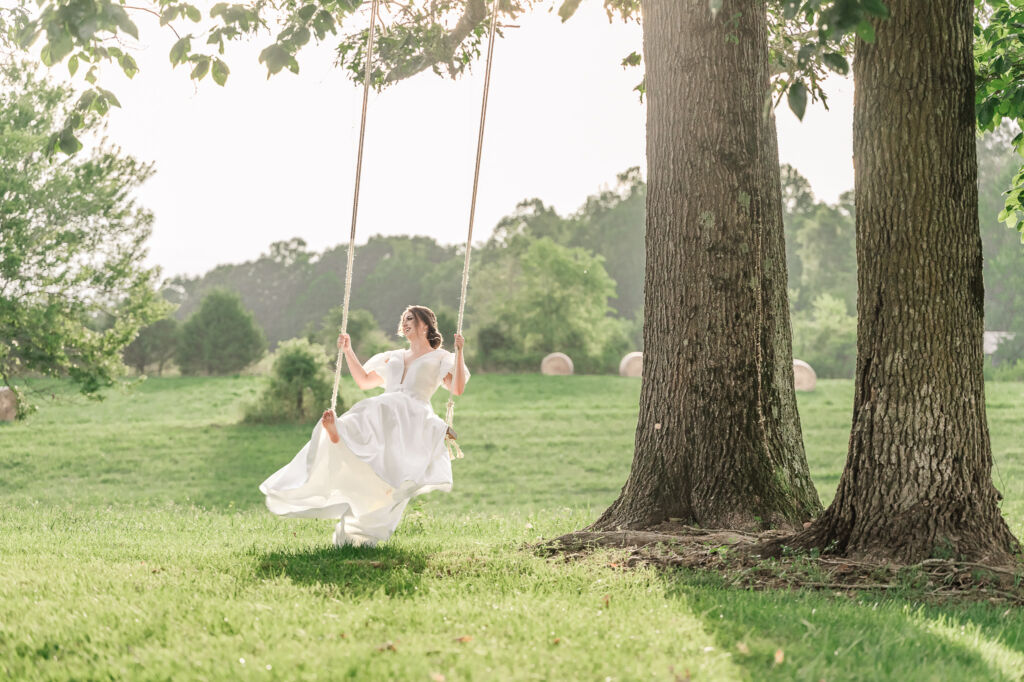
left=790, top=0, right=1020, bottom=563
left=592, top=0, right=821, bottom=531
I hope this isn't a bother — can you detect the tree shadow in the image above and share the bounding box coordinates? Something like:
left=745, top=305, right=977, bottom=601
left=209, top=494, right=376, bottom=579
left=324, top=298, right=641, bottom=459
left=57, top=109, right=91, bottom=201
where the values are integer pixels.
left=664, top=573, right=1024, bottom=680
left=251, top=543, right=430, bottom=598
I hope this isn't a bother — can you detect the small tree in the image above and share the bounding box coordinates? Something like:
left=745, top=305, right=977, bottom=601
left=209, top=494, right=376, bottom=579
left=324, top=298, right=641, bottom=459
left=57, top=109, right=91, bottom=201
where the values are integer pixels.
left=0, top=61, right=166, bottom=412
left=244, top=338, right=335, bottom=424
left=177, top=290, right=265, bottom=375
left=123, top=318, right=181, bottom=375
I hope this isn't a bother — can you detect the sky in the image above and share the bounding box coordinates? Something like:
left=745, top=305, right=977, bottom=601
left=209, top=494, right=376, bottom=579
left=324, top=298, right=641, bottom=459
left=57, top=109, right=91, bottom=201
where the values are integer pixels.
left=85, top=1, right=855, bottom=278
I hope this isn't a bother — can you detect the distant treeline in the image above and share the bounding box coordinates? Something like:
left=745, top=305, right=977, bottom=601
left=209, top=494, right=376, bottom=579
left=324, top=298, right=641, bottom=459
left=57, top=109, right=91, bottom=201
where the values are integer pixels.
left=153, top=134, right=1024, bottom=377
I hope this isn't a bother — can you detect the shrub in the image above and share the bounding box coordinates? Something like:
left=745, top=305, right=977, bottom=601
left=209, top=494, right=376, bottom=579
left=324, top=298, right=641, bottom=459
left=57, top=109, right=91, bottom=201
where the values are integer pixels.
left=244, top=338, right=337, bottom=423
left=177, top=290, right=266, bottom=375
left=790, top=294, right=857, bottom=379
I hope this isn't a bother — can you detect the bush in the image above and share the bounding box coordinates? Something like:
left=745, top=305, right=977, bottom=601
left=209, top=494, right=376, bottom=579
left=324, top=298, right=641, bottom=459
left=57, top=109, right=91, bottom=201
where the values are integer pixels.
left=123, top=318, right=181, bottom=375
left=791, top=294, right=857, bottom=379
left=244, top=338, right=337, bottom=423
left=177, top=290, right=266, bottom=375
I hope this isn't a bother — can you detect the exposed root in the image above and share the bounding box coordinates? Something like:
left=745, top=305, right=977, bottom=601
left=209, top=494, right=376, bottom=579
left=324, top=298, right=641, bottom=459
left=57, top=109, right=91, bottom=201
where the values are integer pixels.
left=535, top=527, right=1024, bottom=605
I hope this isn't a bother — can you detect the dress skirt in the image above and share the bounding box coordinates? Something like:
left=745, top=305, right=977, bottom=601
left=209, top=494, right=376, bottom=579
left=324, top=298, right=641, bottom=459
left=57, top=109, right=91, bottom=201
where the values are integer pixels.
left=259, top=390, right=454, bottom=546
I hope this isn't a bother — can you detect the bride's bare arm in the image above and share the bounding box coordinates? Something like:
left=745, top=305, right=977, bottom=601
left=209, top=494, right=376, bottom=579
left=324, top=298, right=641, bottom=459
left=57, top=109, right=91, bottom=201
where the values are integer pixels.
left=338, top=334, right=385, bottom=390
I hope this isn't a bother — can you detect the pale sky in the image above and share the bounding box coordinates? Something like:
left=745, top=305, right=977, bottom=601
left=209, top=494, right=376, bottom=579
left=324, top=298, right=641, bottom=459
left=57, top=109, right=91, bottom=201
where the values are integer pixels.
left=83, top=1, right=854, bottom=278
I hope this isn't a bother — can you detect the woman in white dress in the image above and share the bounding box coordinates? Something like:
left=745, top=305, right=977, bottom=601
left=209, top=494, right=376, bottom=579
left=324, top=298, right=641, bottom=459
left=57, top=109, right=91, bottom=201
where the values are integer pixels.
left=259, top=305, right=470, bottom=547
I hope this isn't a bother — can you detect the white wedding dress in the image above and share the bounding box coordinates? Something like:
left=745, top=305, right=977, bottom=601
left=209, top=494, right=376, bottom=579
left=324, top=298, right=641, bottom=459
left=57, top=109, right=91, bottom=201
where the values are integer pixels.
left=259, top=347, right=467, bottom=547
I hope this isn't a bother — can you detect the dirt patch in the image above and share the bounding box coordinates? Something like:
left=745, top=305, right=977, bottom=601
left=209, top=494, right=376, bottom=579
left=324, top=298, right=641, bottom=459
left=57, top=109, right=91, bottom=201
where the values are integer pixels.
left=535, top=526, right=1024, bottom=606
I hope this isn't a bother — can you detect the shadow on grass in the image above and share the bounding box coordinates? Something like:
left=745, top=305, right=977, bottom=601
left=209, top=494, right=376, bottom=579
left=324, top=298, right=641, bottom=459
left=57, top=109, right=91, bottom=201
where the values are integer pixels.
left=252, top=543, right=430, bottom=598
left=666, top=571, right=1024, bottom=680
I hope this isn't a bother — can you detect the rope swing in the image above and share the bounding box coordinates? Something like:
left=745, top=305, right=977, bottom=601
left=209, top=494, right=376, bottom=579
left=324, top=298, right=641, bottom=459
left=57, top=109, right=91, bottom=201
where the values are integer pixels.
left=443, top=1, right=501, bottom=460
left=328, top=0, right=502, bottom=461
left=330, top=0, right=380, bottom=414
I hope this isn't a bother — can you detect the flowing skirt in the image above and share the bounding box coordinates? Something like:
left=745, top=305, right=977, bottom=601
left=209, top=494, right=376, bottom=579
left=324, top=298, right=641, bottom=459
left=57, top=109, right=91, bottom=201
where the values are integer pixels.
left=259, top=392, right=453, bottom=546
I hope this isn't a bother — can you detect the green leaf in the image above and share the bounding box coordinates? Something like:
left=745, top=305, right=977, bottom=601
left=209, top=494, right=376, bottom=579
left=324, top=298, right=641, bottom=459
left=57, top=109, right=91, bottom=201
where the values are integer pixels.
left=797, top=43, right=816, bottom=67
left=558, top=0, right=583, bottom=22
left=822, top=52, right=850, bottom=74
left=108, top=5, right=139, bottom=39
left=98, top=88, right=121, bottom=108
left=861, top=0, right=889, bottom=18
left=185, top=5, right=202, bottom=22
left=855, top=19, right=876, bottom=42
left=120, top=54, right=139, bottom=79
left=621, top=51, right=642, bottom=68
left=259, top=44, right=291, bottom=76
left=58, top=127, right=82, bottom=155
left=68, top=54, right=79, bottom=77
left=191, top=57, right=210, bottom=80
left=169, top=37, right=192, bottom=66
left=297, top=4, right=318, bottom=22
left=211, top=59, right=230, bottom=86
left=788, top=81, right=808, bottom=120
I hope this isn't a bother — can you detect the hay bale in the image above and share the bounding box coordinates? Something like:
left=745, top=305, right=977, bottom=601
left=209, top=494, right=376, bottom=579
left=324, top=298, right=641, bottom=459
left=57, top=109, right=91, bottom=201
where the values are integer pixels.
left=793, top=359, right=817, bottom=392
left=619, top=351, right=643, bottom=378
left=541, top=352, right=574, bottom=376
left=0, top=387, right=17, bottom=421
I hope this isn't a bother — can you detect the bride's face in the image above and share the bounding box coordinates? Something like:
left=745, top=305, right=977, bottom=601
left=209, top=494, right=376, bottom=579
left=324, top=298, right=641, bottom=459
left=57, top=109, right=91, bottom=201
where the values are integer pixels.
left=401, top=311, right=425, bottom=340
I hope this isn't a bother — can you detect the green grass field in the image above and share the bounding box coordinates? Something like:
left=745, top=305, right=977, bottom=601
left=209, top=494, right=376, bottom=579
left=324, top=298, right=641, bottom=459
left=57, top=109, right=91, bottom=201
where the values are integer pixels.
left=1, top=376, right=1022, bottom=681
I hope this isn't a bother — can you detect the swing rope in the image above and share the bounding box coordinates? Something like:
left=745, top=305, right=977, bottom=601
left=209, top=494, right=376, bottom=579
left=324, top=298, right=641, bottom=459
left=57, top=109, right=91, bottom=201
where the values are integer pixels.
left=330, top=0, right=380, bottom=414
left=443, top=0, right=501, bottom=460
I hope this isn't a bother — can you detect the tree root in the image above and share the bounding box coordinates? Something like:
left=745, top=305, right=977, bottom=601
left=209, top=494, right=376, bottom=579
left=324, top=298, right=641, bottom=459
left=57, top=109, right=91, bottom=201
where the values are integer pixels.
left=534, top=527, right=1024, bottom=605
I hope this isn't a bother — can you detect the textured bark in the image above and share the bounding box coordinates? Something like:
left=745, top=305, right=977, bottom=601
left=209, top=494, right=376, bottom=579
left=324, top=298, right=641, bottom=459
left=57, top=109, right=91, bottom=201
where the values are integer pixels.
left=790, top=0, right=1020, bottom=563
left=591, top=0, right=821, bottom=532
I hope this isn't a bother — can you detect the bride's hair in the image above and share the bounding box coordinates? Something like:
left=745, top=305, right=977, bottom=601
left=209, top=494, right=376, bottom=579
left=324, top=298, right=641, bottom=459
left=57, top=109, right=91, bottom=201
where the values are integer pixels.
left=397, top=305, right=443, bottom=349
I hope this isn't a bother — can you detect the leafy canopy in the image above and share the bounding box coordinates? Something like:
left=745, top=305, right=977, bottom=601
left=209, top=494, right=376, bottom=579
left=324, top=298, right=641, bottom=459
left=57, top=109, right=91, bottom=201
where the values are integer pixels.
left=3, top=0, right=890, bottom=151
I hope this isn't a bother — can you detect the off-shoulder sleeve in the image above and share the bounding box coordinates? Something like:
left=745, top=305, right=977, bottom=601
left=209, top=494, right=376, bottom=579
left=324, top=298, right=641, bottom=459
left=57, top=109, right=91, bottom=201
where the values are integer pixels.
left=440, top=350, right=469, bottom=387
left=363, top=350, right=391, bottom=376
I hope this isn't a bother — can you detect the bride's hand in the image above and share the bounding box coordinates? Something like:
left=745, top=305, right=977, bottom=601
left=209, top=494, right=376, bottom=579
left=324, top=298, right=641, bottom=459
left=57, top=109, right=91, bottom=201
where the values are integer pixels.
left=337, top=333, right=351, bottom=351
left=321, top=409, right=335, bottom=427
left=454, top=332, right=465, bottom=352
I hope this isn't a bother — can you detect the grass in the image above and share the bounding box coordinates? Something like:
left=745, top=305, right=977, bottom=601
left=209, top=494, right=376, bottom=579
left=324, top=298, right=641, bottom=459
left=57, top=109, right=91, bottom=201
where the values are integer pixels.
left=1, top=375, right=1023, bottom=680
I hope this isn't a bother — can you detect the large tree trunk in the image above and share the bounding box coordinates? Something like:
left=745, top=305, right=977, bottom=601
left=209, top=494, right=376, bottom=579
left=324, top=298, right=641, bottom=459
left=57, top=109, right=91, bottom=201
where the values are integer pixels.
left=791, top=0, right=1019, bottom=563
left=592, top=0, right=821, bottom=532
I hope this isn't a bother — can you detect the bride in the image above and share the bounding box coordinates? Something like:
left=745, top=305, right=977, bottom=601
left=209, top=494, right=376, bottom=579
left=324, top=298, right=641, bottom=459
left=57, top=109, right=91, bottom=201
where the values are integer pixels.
left=259, top=305, right=469, bottom=547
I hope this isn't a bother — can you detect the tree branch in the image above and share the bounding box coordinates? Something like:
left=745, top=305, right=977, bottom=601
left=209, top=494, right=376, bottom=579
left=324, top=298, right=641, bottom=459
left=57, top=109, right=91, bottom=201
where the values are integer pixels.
left=384, top=0, right=488, bottom=83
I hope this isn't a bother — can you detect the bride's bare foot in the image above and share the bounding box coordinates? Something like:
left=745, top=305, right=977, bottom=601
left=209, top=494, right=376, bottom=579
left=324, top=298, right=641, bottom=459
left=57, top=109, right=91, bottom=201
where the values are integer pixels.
left=321, top=410, right=341, bottom=444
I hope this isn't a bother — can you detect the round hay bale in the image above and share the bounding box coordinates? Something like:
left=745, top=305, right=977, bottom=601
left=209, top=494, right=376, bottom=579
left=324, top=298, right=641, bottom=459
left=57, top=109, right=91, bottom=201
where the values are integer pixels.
left=0, top=387, right=17, bottom=421
left=793, top=359, right=817, bottom=392
left=541, top=352, right=574, bottom=376
left=619, top=351, right=643, bottom=378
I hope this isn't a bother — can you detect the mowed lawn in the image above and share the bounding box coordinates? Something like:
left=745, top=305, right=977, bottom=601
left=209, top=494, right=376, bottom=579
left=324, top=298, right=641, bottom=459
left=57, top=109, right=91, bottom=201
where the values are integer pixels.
left=1, top=375, right=1023, bottom=681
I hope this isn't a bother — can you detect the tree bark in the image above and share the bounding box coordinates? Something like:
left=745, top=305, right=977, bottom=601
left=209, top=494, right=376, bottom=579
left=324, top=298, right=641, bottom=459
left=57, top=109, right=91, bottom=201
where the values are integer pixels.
left=591, top=0, right=821, bottom=532
left=788, top=0, right=1020, bottom=563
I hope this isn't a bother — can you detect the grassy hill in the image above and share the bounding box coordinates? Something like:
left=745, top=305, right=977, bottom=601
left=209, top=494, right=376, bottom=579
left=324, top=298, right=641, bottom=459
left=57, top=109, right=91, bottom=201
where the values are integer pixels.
left=1, top=376, right=1022, bottom=680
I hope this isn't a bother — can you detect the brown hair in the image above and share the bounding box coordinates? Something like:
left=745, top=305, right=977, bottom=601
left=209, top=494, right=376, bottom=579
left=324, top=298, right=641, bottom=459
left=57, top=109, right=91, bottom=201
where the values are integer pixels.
left=397, top=305, right=443, bottom=349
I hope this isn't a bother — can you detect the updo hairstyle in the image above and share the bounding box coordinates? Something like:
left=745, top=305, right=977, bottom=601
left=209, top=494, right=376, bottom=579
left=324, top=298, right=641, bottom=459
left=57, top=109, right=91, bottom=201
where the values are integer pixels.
left=397, top=305, right=443, bottom=349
